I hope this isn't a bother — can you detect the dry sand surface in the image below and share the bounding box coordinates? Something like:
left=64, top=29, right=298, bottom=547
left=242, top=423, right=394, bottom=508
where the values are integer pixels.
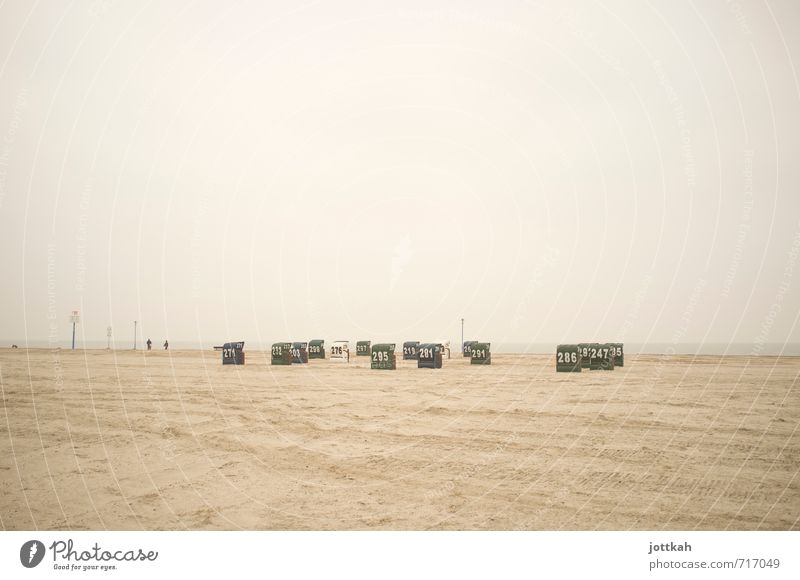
left=1, top=348, right=797, bottom=530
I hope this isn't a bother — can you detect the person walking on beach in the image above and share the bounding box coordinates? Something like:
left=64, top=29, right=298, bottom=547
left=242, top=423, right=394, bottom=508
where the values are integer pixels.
left=146, top=338, right=152, bottom=351
left=163, top=340, right=169, bottom=350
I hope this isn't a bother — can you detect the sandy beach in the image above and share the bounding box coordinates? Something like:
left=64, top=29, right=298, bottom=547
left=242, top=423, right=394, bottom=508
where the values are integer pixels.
left=1, top=348, right=797, bottom=530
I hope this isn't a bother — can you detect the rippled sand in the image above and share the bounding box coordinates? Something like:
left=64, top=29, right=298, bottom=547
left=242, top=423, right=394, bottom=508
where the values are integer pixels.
left=1, top=349, right=797, bottom=530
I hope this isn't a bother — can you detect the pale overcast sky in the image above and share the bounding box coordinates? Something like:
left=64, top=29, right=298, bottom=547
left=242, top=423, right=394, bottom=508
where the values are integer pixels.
left=1, top=1, right=798, bottom=350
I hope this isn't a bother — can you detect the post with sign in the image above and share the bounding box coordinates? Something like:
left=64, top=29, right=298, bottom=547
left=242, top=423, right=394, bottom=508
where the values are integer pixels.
left=106, top=326, right=112, bottom=350
left=70, top=311, right=80, bottom=350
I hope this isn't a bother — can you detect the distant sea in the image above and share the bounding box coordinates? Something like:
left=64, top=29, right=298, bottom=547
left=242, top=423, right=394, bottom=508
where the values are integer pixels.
left=5, top=340, right=799, bottom=356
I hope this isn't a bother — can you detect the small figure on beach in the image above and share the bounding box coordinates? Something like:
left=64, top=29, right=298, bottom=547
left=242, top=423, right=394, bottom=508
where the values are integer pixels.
left=163, top=340, right=169, bottom=350
left=146, top=338, right=152, bottom=351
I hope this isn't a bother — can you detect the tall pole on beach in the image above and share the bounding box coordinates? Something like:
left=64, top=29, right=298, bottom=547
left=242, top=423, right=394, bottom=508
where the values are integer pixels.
left=133, top=320, right=137, bottom=350
left=71, top=310, right=79, bottom=350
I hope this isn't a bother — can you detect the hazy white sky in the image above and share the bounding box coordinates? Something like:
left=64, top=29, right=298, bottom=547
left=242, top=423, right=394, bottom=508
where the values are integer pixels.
left=1, top=0, right=799, bottom=349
